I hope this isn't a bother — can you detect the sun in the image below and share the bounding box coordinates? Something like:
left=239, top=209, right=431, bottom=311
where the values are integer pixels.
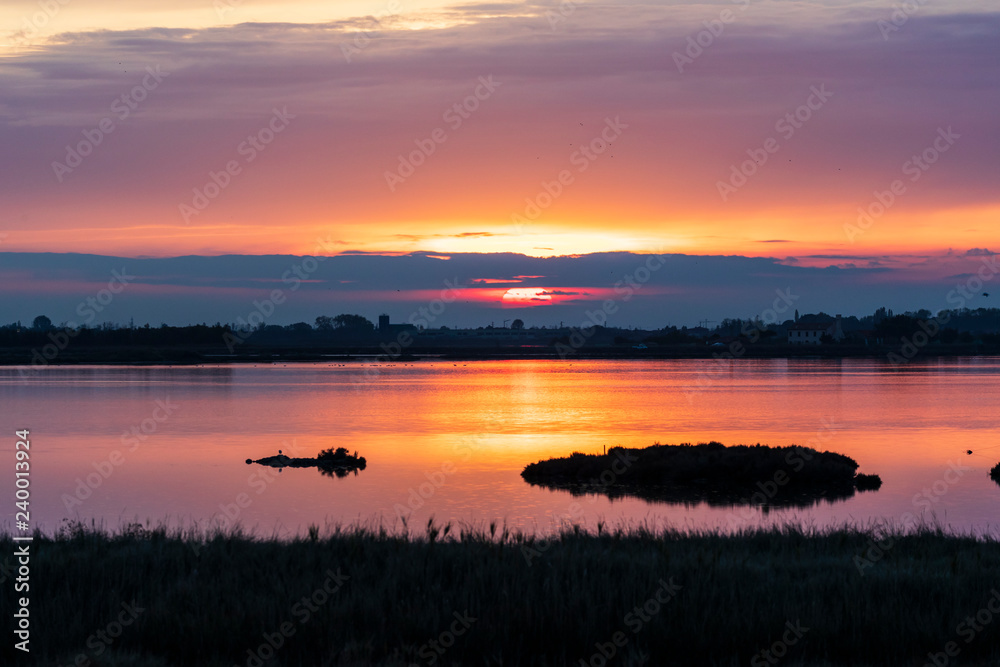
left=501, top=288, right=553, bottom=305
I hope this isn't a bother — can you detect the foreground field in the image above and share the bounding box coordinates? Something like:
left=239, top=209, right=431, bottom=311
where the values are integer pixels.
left=3, top=522, right=999, bottom=666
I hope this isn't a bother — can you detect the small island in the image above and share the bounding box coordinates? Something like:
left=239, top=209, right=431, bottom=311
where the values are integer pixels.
left=247, top=447, right=367, bottom=478
left=522, top=442, right=881, bottom=508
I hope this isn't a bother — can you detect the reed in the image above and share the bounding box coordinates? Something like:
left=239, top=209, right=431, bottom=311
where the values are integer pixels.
left=2, top=519, right=998, bottom=666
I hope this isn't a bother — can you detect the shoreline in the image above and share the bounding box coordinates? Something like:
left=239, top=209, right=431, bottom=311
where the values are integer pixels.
left=0, top=343, right=996, bottom=366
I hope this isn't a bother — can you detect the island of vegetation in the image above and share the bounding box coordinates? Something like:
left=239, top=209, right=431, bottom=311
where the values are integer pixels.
left=247, top=447, right=367, bottom=477
left=521, top=442, right=881, bottom=507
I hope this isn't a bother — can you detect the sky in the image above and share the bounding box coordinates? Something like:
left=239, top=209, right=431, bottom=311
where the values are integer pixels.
left=1, top=0, right=998, bottom=327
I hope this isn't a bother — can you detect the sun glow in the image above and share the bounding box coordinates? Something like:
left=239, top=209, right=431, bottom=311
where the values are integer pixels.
left=501, top=288, right=553, bottom=305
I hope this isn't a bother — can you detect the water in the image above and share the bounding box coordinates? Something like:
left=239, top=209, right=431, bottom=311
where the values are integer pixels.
left=3, top=358, right=1000, bottom=537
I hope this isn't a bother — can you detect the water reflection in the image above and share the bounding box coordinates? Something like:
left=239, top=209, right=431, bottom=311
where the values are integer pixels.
left=521, top=479, right=861, bottom=510
left=3, top=358, right=1000, bottom=537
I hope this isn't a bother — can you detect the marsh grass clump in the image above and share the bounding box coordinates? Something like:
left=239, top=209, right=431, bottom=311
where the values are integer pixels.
left=522, top=442, right=881, bottom=507
left=2, top=520, right=999, bottom=667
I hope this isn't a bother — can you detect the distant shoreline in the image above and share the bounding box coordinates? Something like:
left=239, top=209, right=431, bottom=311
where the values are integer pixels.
left=0, top=342, right=995, bottom=366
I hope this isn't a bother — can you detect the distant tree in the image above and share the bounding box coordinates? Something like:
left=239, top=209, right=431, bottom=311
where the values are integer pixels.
left=511, top=318, right=525, bottom=330
left=315, top=316, right=334, bottom=331
left=31, top=315, right=53, bottom=331
left=876, top=314, right=919, bottom=338
left=332, top=314, right=374, bottom=331
left=286, top=322, right=313, bottom=335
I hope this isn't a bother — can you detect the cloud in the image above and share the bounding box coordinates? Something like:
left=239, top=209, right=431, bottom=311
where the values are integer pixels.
left=0, top=3, right=997, bottom=261
left=0, top=249, right=978, bottom=328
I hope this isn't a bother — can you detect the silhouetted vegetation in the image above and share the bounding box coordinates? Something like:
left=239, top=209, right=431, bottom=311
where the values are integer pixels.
left=247, top=448, right=367, bottom=478
left=991, top=462, right=1000, bottom=484
left=854, top=473, right=883, bottom=491
left=522, top=442, right=881, bottom=508
left=3, top=304, right=1000, bottom=364
left=3, top=521, right=999, bottom=666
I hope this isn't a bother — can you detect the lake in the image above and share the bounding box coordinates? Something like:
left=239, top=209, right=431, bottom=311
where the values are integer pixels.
left=4, top=358, right=1000, bottom=538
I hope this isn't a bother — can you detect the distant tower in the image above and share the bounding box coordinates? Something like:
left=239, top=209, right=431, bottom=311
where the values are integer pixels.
left=794, top=309, right=800, bottom=322
left=378, top=314, right=390, bottom=331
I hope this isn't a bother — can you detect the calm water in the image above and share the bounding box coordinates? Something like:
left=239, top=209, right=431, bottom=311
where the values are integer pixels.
left=3, top=358, right=1000, bottom=537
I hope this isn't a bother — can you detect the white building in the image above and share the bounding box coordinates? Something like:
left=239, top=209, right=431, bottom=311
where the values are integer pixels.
left=787, top=315, right=845, bottom=345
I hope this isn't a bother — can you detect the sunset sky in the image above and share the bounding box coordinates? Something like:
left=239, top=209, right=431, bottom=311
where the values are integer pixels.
left=1, top=0, right=998, bottom=326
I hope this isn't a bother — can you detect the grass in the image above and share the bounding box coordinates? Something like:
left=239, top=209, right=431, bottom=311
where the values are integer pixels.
left=521, top=442, right=882, bottom=508
left=3, top=520, right=999, bottom=666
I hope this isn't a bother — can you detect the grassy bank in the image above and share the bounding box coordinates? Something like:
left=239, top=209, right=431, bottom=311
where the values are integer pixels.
left=3, top=522, right=1000, bottom=666
left=522, top=443, right=880, bottom=508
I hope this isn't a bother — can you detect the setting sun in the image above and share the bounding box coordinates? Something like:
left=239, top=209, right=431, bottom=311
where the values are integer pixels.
left=501, top=288, right=553, bottom=305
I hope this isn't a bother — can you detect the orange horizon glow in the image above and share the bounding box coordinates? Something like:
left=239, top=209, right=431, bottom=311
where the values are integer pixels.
left=1, top=2, right=997, bottom=269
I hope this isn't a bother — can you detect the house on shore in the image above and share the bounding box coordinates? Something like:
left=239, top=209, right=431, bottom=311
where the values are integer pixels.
left=788, top=315, right=845, bottom=345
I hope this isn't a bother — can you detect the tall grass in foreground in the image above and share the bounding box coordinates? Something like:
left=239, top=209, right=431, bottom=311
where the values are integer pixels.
left=3, top=520, right=1000, bottom=666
